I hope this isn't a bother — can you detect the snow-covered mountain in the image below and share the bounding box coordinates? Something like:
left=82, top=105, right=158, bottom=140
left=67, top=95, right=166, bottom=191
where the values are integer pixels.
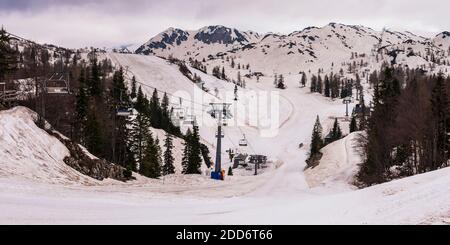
left=136, top=23, right=450, bottom=74
left=135, top=25, right=260, bottom=59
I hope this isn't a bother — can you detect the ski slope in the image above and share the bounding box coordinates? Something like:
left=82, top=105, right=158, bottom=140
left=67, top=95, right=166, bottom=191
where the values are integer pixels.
left=0, top=53, right=449, bottom=224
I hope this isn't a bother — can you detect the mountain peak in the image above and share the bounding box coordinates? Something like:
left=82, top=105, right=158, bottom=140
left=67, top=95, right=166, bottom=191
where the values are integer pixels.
left=437, top=31, right=450, bottom=38
left=194, top=25, right=249, bottom=44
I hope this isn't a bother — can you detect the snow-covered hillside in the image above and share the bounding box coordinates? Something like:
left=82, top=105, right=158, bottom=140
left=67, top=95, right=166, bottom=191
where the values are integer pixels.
left=136, top=23, right=450, bottom=75
left=0, top=107, right=97, bottom=185
left=305, top=132, right=362, bottom=189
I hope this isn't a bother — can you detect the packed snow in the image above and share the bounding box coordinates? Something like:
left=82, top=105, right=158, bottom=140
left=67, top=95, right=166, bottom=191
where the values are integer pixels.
left=0, top=107, right=97, bottom=185
left=305, top=132, right=362, bottom=190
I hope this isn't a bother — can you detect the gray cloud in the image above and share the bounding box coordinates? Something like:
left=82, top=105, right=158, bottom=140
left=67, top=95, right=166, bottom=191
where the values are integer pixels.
left=0, top=0, right=449, bottom=48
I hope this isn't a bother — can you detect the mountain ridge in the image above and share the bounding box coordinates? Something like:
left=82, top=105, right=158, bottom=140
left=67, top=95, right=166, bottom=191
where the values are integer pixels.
left=134, top=23, right=450, bottom=74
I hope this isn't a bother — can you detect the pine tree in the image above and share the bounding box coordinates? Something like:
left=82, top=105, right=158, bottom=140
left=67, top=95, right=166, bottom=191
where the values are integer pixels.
left=140, top=134, right=162, bottom=179
left=130, top=112, right=152, bottom=165
left=152, top=137, right=163, bottom=178
left=182, top=129, right=192, bottom=173
left=89, top=58, right=102, bottom=96
left=324, top=76, right=331, bottom=97
left=135, top=86, right=146, bottom=113
left=331, top=76, right=340, bottom=98
left=182, top=126, right=202, bottom=174
left=301, top=72, right=307, bottom=87
left=149, top=89, right=162, bottom=128
left=358, top=90, right=367, bottom=130
left=200, top=143, right=213, bottom=168
left=130, top=76, right=137, bottom=99
left=112, top=67, right=128, bottom=101
left=0, top=28, right=17, bottom=84
left=85, top=111, right=104, bottom=157
left=310, top=75, right=317, bottom=93
left=160, top=92, right=171, bottom=129
left=74, top=75, right=88, bottom=143
left=188, top=125, right=203, bottom=174
left=330, top=118, right=343, bottom=142
left=75, top=85, right=88, bottom=144
left=111, top=68, right=133, bottom=167
left=317, top=75, right=323, bottom=94
left=140, top=133, right=154, bottom=177
left=221, top=67, right=226, bottom=80
left=358, top=68, right=401, bottom=186
left=309, top=116, right=324, bottom=157
left=430, top=75, right=450, bottom=170
left=163, top=133, right=175, bottom=175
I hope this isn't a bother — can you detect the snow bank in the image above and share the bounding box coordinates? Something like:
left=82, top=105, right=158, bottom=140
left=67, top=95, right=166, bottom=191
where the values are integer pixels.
left=0, top=107, right=98, bottom=185
left=305, top=132, right=362, bottom=189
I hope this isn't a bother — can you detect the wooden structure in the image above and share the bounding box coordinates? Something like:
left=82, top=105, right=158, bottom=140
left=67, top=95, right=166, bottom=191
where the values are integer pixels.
left=0, top=82, right=18, bottom=107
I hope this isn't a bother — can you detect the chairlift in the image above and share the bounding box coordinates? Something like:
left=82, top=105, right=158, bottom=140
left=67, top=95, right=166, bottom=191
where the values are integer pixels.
left=45, top=73, right=70, bottom=94
left=173, top=98, right=186, bottom=120
left=239, top=134, right=248, bottom=147
left=173, top=107, right=186, bottom=120
left=222, top=119, right=228, bottom=127
left=117, top=108, right=133, bottom=117
left=116, top=91, right=133, bottom=117
left=208, top=109, right=216, bottom=118
left=183, top=115, right=196, bottom=125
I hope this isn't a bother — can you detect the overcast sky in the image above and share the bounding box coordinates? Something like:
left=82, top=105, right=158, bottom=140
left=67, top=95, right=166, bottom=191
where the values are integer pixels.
left=1, top=0, right=449, bottom=48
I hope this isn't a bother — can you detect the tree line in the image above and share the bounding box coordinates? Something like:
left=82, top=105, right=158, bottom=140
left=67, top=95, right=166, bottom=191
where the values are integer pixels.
left=358, top=67, right=450, bottom=186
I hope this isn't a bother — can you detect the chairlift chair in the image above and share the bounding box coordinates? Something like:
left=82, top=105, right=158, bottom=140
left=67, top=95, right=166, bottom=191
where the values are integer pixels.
left=46, top=73, right=70, bottom=94
left=117, top=107, right=133, bottom=117
left=183, top=115, right=196, bottom=125
left=116, top=90, right=133, bottom=117
left=222, top=119, right=228, bottom=127
left=239, top=134, right=248, bottom=147
left=175, top=107, right=186, bottom=120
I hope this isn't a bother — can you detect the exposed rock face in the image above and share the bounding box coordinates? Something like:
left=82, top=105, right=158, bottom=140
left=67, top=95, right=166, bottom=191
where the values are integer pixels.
left=49, top=131, right=132, bottom=182
left=194, top=26, right=248, bottom=45
left=135, top=28, right=189, bottom=55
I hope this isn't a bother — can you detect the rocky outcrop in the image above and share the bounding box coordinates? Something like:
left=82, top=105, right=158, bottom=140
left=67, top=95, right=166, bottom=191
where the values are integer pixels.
left=48, top=131, right=133, bottom=182
left=194, top=26, right=249, bottom=45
